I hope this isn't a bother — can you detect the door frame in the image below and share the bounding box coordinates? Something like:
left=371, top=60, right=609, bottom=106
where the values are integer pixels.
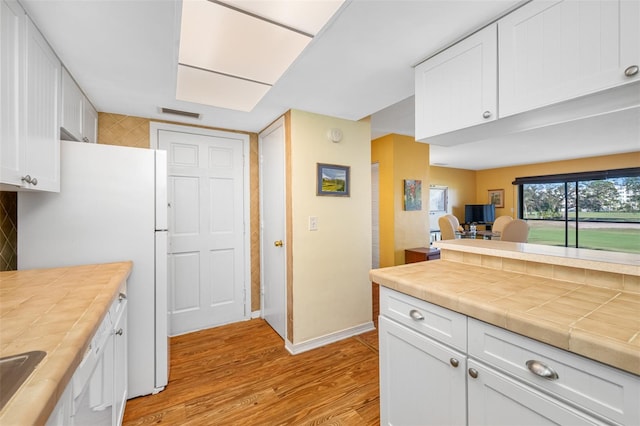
left=258, top=116, right=287, bottom=339
left=150, top=121, right=251, bottom=320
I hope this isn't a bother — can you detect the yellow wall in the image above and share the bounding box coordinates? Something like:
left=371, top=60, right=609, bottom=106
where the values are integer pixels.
left=476, top=152, right=640, bottom=218
left=371, top=135, right=395, bottom=267
left=372, top=134, right=430, bottom=266
left=430, top=166, right=476, bottom=224
left=289, top=110, right=372, bottom=344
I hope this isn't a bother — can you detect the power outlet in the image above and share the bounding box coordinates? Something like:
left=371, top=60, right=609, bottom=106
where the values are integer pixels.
left=309, top=216, right=318, bottom=231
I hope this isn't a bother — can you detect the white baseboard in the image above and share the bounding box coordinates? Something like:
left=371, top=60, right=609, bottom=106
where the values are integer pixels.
left=284, top=321, right=376, bottom=355
left=251, top=310, right=261, bottom=319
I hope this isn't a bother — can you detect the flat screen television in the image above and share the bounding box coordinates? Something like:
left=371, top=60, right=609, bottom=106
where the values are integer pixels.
left=464, top=204, right=495, bottom=224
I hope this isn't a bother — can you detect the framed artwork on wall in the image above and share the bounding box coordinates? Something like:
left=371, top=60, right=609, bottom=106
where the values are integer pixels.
left=404, top=179, right=422, bottom=211
left=488, top=189, right=505, bottom=208
left=317, top=163, right=350, bottom=196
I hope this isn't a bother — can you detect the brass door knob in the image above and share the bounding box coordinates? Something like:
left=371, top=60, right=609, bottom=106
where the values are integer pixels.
left=274, top=240, right=283, bottom=247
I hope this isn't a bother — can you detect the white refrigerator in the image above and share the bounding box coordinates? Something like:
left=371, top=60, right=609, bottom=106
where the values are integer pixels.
left=18, top=140, right=169, bottom=398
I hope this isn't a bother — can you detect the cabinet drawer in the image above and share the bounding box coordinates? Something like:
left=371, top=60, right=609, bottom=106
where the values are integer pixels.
left=467, top=359, right=605, bottom=426
left=468, top=318, right=640, bottom=425
left=379, top=286, right=466, bottom=351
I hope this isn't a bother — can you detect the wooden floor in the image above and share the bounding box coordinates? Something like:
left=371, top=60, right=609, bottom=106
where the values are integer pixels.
left=123, top=319, right=380, bottom=425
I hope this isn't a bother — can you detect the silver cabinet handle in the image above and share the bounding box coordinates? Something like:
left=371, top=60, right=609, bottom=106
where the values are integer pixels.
left=21, top=175, right=38, bottom=186
left=119, top=292, right=127, bottom=301
left=409, top=309, right=424, bottom=321
left=482, top=111, right=491, bottom=119
left=624, top=65, right=639, bottom=77
left=116, top=328, right=124, bottom=336
left=526, top=360, right=559, bottom=380
left=468, top=368, right=479, bottom=379
left=82, top=136, right=89, bottom=142
left=450, top=358, right=459, bottom=368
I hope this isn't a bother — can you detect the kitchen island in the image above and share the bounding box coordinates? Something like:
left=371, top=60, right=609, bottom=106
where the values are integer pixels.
left=0, top=262, right=132, bottom=425
left=371, top=240, right=639, bottom=425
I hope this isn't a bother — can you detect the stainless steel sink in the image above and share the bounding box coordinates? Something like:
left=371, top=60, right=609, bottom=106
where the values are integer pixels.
left=0, top=350, right=46, bottom=410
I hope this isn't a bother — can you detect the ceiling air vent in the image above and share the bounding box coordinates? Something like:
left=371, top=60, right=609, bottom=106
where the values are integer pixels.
left=160, top=107, right=201, bottom=119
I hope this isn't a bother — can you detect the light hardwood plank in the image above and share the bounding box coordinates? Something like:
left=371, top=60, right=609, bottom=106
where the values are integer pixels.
left=123, top=319, right=379, bottom=425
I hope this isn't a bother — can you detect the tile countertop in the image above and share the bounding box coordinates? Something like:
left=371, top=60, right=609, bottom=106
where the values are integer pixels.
left=371, top=240, right=640, bottom=376
left=0, top=262, right=132, bottom=426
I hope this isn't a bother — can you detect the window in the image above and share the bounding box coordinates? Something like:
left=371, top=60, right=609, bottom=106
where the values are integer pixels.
left=429, top=186, right=448, bottom=213
left=515, top=168, right=640, bottom=254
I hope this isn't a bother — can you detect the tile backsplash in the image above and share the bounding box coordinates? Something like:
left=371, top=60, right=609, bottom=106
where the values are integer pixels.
left=0, top=191, right=17, bottom=271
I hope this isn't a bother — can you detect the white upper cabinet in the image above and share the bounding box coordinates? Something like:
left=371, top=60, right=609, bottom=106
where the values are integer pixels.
left=61, top=67, right=98, bottom=143
left=415, top=23, right=497, bottom=141
left=82, top=99, right=98, bottom=143
left=1, top=0, right=60, bottom=192
left=499, top=0, right=640, bottom=117
left=23, top=15, right=60, bottom=191
left=1, top=0, right=25, bottom=187
left=61, top=67, right=83, bottom=141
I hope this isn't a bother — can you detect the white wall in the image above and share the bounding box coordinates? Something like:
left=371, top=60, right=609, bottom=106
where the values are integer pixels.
left=290, top=110, right=372, bottom=343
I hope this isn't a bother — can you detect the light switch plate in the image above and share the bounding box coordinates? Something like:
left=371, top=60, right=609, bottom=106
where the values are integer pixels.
left=309, top=216, right=318, bottom=231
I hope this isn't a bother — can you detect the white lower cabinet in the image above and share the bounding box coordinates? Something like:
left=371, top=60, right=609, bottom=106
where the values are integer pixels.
left=45, top=380, right=72, bottom=426
left=112, top=294, right=128, bottom=425
left=379, top=316, right=467, bottom=425
left=379, top=287, right=640, bottom=426
left=46, top=288, right=128, bottom=426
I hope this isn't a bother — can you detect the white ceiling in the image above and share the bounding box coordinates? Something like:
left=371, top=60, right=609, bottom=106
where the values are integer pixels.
left=20, top=0, right=640, bottom=170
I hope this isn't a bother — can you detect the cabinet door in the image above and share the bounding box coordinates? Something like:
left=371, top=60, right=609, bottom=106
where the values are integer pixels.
left=45, top=379, right=72, bottom=426
left=61, top=67, right=83, bottom=141
left=499, top=0, right=640, bottom=117
left=83, top=100, right=98, bottom=143
left=113, top=298, right=127, bottom=426
left=415, top=23, right=497, bottom=141
left=0, top=0, right=25, bottom=187
left=379, top=316, right=466, bottom=426
left=467, top=360, right=604, bottom=426
left=24, top=16, right=60, bottom=192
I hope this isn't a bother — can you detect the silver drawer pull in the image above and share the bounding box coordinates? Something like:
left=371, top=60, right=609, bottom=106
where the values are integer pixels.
left=409, top=309, right=424, bottom=321
left=468, top=368, right=479, bottom=379
left=526, top=360, right=559, bottom=380
left=450, top=358, right=459, bottom=368
left=624, top=65, right=638, bottom=77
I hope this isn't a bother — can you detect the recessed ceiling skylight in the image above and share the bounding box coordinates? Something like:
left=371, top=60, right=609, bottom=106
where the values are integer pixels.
left=176, top=0, right=344, bottom=112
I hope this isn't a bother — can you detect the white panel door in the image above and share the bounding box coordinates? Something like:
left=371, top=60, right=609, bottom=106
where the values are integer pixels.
left=159, top=129, right=247, bottom=335
left=259, top=117, right=286, bottom=339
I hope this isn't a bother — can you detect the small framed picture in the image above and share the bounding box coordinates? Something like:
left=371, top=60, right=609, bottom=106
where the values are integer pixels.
left=404, top=179, right=422, bottom=211
left=317, top=163, right=350, bottom=197
left=488, top=189, right=504, bottom=208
